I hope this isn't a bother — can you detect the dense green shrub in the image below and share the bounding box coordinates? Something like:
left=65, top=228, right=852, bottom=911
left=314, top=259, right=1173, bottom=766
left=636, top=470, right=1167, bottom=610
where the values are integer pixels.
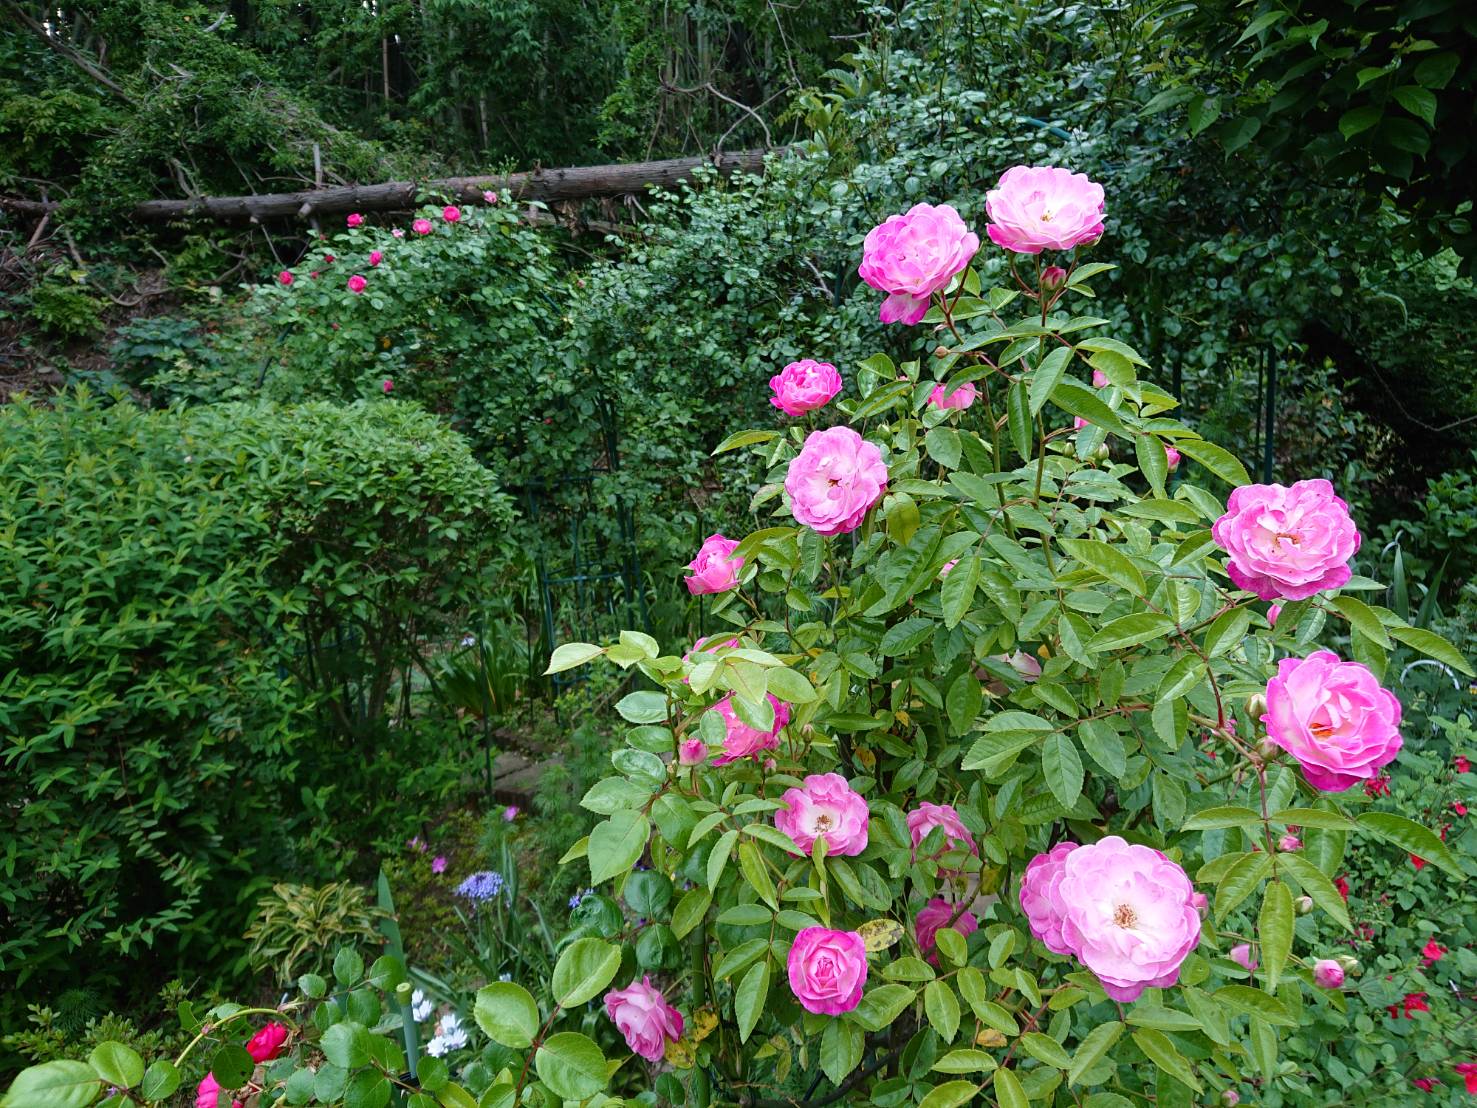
left=0, top=390, right=512, bottom=1014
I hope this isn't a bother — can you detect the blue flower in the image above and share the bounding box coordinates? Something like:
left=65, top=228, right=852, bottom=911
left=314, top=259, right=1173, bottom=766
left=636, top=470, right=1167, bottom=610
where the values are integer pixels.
left=456, top=871, right=506, bottom=901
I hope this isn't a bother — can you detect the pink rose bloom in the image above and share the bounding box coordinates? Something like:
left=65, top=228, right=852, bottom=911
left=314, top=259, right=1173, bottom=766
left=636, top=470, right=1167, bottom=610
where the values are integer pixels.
left=1313, top=959, right=1345, bottom=989
left=1021, top=837, right=1200, bottom=1001
left=915, top=898, right=979, bottom=965
left=774, top=773, right=869, bottom=856
left=195, top=1074, right=243, bottom=1108
left=347, top=213, right=364, bottom=228
left=413, top=218, right=433, bottom=235
left=678, top=738, right=707, bottom=766
left=483, top=189, right=498, bottom=203
left=1211, top=479, right=1360, bottom=600
left=1230, top=944, right=1258, bottom=973
left=1165, top=445, right=1181, bottom=472
left=246, top=1022, right=288, bottom=1062
left=604, top=976, right=683, bottom=1062
left=392, top=228, right=405, bottom=238
left=369, top=250, right=383, bottom=267
left=710, top=694, right=789, bottom=765
left=858, top=203, right=980, bottom=325
left=1092, top=369, right=1109, bottom=387
left=1019, top=842, right=1079, bottom=955
left=770, top=359, right=842, bottom=416
left=985, top=166, right=1106, bottom=254
left=347, top=274, right=367, bottom=294
left=382, top=379, right=393, bottom=393
left=431, top=855, right=447, bottom=874
left=1278, top=833, right=1302, bottom=852
left=503, top=805, right=519, bottom=822
left=1262, top=650, right=1402, bottom=792
left=929, top=381, right=977, bottom=411
left=787, top=927, right=867, bottom=1014
left=277, top=270, right=293, bottom=287
left=684, top=533, right=743, bottom=595
left=784, top=427, right=887, bottom=536
left=939, top=559, right=957, bottom=579
left=443, top=205, right=461, bottom=223
left=907, top=802, right=976, bottom=859
left=1267, top=604, right=1282, bottom=628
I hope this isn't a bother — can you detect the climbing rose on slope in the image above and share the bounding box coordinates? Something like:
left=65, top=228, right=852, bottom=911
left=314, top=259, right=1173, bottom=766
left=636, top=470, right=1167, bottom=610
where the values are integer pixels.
left=709, top=694, right=789, bottom=765
left=787, top=928, right=866, bottom=1014
left=769, top=359, right=842, bottom=416
left=784, top=426, right=887, bottom=536
left=774, top=773, right=869, bottom=856
left=1211, top=479, right=1360, bottom=600
left=684, top=533, right=743, bottom=595
left=985, top=166, right=1105, bottom=254
left=1019, top=837, right=1200, bottom=1001
left=858, top=203, right=979, bottom=325
left=604, top=977, right=683, bottom=1062
left=1262, top=650, right=1402, bottom=791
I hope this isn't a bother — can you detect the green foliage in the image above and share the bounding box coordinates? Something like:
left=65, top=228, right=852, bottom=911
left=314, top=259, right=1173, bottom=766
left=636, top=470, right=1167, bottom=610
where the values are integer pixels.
left=244, top=883, right=389, bottom=986
left=0, top=389, right=510, bottom=1009
left=25, top=270, right=104, bottom=338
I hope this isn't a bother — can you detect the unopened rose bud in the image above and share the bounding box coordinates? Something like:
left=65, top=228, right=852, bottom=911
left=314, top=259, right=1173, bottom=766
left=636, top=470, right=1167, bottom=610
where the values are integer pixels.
left=1246, top=693, right=1268, bottom=719
left=1221, top=1091, right=1241, bottom=1107
left=1041, top=265, right=1068, bottom=292
left=1191, top=891, right=1209, bottom=918
left=678, top=739, right=707, bottom=766
left=763, top=758, right=777, bottom=773
left=1312, top=958, right=1345, bottom=989
left=1092, top=444, right=1110, bottom=463
left=935, top=345, right=951, bottom=359
left=1256, top=738, right=1279, bottom=762
left=1279, top=834, right=1302, bottom=852
left=1165, top=445, right=1181, bottom=472
left=1295, top=895, right=1314, bottom=915
left=1336, top=954, right=1361, bottom=976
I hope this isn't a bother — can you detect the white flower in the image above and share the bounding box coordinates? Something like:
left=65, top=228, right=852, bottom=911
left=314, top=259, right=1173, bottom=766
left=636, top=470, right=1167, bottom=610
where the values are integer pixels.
left=425, top=1013, right=468, bottom=1056
left=411, top=989, right=433, bottom=1023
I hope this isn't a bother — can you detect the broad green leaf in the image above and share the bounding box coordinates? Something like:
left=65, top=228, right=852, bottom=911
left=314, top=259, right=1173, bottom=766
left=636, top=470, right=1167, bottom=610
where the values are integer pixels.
left=535, top=1032, right=606, bottom=1100
left=933, top=1050, right=997, bottom=1074
left=87, top=1043, right=143, bottom=1090
left=713, top=428, right=779, bottom=455
left=1029, top=346, right=1075, bottom=415
left=923, top=980, right=960, bottom=1043
left=1182, top=806, right=1260, bottom=830
left=474, top=982, right=540, bottom=1049
left=946, top=671, right=983, bottom=737
left=1358, top=812, right=1464, bottom=877
left=1203, top=607, right=1252, bottom=658
left=992, top=1066, right=1030, bottom=1108
left=588, top=810, right=650, bottom=884
left=940, top=556, right=980, bottom=629
left=1131, top=1028, right=1201, bottom=1093
left=1276, top=853, right=1351, bottom=930
left=767, top=666, right=819, bottom=704
left=319, top=1025, right=370, bottom=1070
left=1389, top=625, right=1474, bottom=676
left=552, top=938, right=622, bottom=1008
left=1333, top=595, right=1391, bottom=648
left=918, top=1080, right=981, bottom=1108
left=1059, top=538, right=1145, bottom=596
left=0, top=1061, right=100, bottom=1108
left=1258, top=881, right=1294, bottom=991
left=1087, top=612, right=1175, bottom=651
left=851, top=984, right=916, bottom=1032
left=1136, top=434, right=1168, bottom=497
left=1041, top=732, right=1084, bottom=809
left=1214, top=850, right=1273, bottom=922
left=1215, top=985, right=1296, bottom=1027
left=1051, top=379, right=1128, bottom=434
left=734, top=959, right=770, bottom=1043
left=820, top=1019, right=863, bottom=1086
left=545, top=642, right=603, bottom=674
left=1069, top=1022, right=1123, bottom=1085
left=1020, top=1032, right=1071, bottom=1070
left=1272, top=808, right=1355, bottom=830
left=1175, top=439, right=1250, bottom=487
left=738, top=842, right=778, bottom=909
left=1007, top=379, right=1032, bottom=461
left=139, top=1059, right=181, bottom=1101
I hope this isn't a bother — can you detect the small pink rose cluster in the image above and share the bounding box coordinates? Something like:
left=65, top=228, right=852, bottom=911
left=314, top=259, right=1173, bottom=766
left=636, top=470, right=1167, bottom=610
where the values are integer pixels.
left=195, top=1022, right=288, bottom=1108
left=929, top=381, right=976, bottom=411
left=604, top=976, right=683, bottom=1061
left=858, top=203, right=979, bottom=325
left=985, top=166, right=1105, bottom=255
left=914, top=897, right=978, bottom=965
left=684, top=533, right=744, bottom=595
left=907, top=802, right=976, bottom=860
left=784, top=426, right=887, bottom=536
left=1020, top=836, right=1200, bottom=1001
left=1212, top=478, right=1360, bottom=601
left=788, top=927, right=867, bottom=1014
left=770, top=359, right=842, bottom=416
left=1262, top=649, right=1402, bottom=792
left=709, top=694, right=790, bottom=765
left=774, top=772, right=869, bottom=856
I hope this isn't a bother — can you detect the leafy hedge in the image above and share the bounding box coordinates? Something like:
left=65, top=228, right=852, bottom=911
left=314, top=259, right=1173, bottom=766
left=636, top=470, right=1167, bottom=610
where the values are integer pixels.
left=0, top=391, right=511, bottom=1009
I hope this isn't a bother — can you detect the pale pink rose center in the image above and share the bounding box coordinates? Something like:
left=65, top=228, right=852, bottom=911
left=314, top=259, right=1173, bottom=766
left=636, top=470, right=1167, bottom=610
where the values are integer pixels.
left=1113, top=902, right=1138, bottom=929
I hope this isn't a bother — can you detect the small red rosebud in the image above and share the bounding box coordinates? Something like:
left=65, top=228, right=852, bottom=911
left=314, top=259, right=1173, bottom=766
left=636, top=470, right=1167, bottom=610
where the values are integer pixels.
left=1040, top=265, right=1068, bottom=292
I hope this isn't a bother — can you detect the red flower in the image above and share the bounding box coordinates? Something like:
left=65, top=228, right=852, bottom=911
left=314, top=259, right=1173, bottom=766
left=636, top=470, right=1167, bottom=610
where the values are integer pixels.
left=1413, top=1076, right=1440, bottom=1092
left=1454, top=1062, right=1477, bottom=1095
left=1411, top=854, right=1427, bottom=871
left=1456, top=755, right=1471, bottom=773
left=1456, top=801, right=1469, bottom=816
left=1364, top=774, right=1391, bottom=798
left=1406, top=992, right=1430, bottom=1016
left=246, top=1022, right=288, bottom=1063
left=324, top=253, right=335, bottom=263
left=1421, top=938, right=1447, bottom=967
left=1335, top=875, right=1350, bottom=900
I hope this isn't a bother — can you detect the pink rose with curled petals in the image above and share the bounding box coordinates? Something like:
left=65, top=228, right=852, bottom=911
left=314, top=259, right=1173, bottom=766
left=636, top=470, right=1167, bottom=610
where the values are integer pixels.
left=1313, top=959, right=1345, bottom=989
left=278, top=270, right=294, bottom=287
left=710, top=694, right=789, bottom=765
left=347, top=212, right=364, bottom=228
left=246, top=1022, right=288, bottom=1062
left=1165, top=445, right=1181, bottom=472
left=774, top=773, right=869, bottom=856
left=684, top=533, right=743, bottom=595
left=787, top=927, right=866, bottom=1014
left=770, top=359, right=842, bottom=416
left=929, top=380, right=976, bottom=411
left=392, top=227, right=405, bottom=238
left=915, top=898, right=978, bottom=965
left=858, top=203, right=979, bottom=325
left=604, top=976, right=683, bottom=1062
left=678, top=739, right=707, bottom=766
left=382, top=379, right=393, bottom=393
left=1278, top=833, right=1301, bottom=852
left=1191, top=891, right=1209, bottom=917
left=1020, top=837, right=1200, bottom=1001
left=443, top=205, right=461, bottom=222
left=907, top=802, right=976, bottom=859
left=413, top=218, right=433, bottom=235
left=369, top=250, right=383, bottom=267
left=985, top=166, right=1106, bottom=254
left=347, top=274, right=367, bottom=294
left=784, top=427, right=887, bottom=536
left=1092, top=369, right=1109, bottom=387
left=1262, top=650, right=1402, bottom=792
left=1211, top=479, right=1360, bottom=600
left=680, top=635, right=741, bottom=684
left=939, top=559, right=957, bottom=579
left=1267, top=604, right=1282, bottom=628
left=1230, top=943, right=1257, bottom=973
left=483, top=189, right=498, bottom=203
left=195, top=1074, right=243, bottom=1108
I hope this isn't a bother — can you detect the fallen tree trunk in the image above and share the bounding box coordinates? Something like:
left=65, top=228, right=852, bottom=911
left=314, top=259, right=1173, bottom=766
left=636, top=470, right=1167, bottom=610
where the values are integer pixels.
left=0, top=150, right=775, bottom=223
